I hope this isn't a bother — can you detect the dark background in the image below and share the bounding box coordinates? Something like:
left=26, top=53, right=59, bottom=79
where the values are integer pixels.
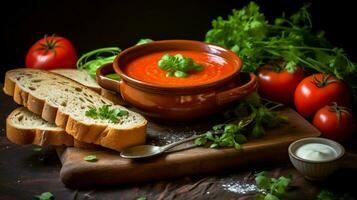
left=1, top=0, right=356, bottom=79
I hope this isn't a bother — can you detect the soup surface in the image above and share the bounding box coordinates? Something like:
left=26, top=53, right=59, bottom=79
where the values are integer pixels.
left=123, top=50, right=236, bottom=87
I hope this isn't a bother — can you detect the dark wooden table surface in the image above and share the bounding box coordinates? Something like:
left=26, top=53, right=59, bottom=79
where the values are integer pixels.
left=1, top=86, right=357, bottom=200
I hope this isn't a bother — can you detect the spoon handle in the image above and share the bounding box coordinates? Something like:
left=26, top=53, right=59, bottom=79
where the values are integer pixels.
left=165, top=143, right=198, bottom=153
left=161, top=134, right=206, bottom=152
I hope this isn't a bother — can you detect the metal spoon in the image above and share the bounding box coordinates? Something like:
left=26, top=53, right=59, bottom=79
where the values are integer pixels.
left=120, top=120, right=253, bottom=159
left=120, top=134, right=205, bottom=159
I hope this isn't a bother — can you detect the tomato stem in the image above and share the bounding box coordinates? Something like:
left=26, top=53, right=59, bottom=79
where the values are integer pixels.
left=273, top=63, right=284, bottom=72
left=311, top=73, right=340, bottom=88
left=328, top=102, right=352, bottom=128
left=265, top=60, right=284, bottom=72
left=35, top=34, right=60, bottom=55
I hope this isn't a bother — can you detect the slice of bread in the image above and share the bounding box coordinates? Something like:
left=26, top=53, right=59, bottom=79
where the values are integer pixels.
left=6, top=107, right=94, bottom=148
left=3, top=68, right=147, bottom=151
left=50, top=69, right=101, bottom=93
left=50, top=68, right=126, bottom=105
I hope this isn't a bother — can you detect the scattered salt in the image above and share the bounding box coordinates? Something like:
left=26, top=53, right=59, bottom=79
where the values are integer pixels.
left=220, top=177, right=258, bottom=194
left=149, top=129, right=198, bottom=146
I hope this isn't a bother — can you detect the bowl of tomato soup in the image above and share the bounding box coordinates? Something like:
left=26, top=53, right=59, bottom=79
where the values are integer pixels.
left=97, top=40, right=257, bottom=120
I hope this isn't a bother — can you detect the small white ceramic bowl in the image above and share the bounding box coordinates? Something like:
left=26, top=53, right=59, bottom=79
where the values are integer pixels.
left=288, top=137, right=345, bottom=180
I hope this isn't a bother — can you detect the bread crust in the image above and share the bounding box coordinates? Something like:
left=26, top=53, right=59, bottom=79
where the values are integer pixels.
left=4, top=69, right=147, bottom=151
left=6, top=108, right=73, bottom=146
left=6, top=107, right=97, bottom=148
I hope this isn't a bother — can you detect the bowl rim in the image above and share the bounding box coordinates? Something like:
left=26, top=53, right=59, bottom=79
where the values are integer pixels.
left=288, top=137, right=345, bottom=164
left=112, top=40, right=242, bottom=93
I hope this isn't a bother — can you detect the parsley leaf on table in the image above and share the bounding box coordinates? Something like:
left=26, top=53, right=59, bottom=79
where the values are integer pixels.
left=315, top=190, right=354, bottom=200
left=33, top=147, right=42, bottom=152
left=34, top=192, right=54, bottom=200
left=255, top=171, right=293, bottom=200
left=84, top=155, right=98, bottom=162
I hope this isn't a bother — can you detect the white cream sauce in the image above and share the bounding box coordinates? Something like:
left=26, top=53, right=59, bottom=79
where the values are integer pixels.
left=296, top=143, right=338, bottom=161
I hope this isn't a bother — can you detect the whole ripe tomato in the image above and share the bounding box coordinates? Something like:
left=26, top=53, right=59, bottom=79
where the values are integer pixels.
left=257, top=62, right=305, bottom=105
left=294, top=73, right=351, bottom=119
left=313, top=102, right=354, bottom=143
left=26, top=35, right=77, bottom=69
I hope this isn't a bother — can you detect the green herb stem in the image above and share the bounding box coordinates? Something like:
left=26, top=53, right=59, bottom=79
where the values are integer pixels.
left=76, top=47, right=121, bottom=79
left=194, top=92, right=286, bottom=150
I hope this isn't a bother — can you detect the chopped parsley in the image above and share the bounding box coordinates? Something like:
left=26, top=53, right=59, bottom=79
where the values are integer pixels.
left=84, top=155, right=98, bottom=162
left=85, top=105, right=128, bottom=123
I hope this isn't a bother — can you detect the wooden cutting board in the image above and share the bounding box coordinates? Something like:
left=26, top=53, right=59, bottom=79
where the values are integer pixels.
left=57, top=107, right=320, bottom=188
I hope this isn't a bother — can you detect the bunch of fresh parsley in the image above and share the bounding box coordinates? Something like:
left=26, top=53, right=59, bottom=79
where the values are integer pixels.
left=194, top=93, right=286, bottom=150
left=205, top=2, right=357, bottom=98
left=158, top=54, right=203, bottom=77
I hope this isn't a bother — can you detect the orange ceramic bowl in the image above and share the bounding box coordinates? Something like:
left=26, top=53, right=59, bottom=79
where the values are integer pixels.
left=96, top=40, right=257, bottom=120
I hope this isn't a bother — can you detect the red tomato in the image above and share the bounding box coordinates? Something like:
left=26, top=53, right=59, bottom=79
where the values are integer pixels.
left=313, top=102, right=354, bottom=142
left=26, top=35, right=77, bottom=69
left=257, top=62, right=305, bottom=105
left=294, top=73, right=351, bottom=119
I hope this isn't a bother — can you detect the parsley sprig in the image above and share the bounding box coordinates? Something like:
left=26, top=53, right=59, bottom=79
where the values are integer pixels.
left=194, top=93, right=286, bottom=150
left=85, top=105, right=128, bottom=123
left=255, top=171, right=293, bottom=200
left=158, top=54, right=203, bottom=77
left=206, top=2, right=357, bottom=98
left=34, top=192, right=54, bottom=200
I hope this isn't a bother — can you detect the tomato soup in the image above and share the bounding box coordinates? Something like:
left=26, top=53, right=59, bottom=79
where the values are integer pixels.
left=123, top=50, right=236, bottom=87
